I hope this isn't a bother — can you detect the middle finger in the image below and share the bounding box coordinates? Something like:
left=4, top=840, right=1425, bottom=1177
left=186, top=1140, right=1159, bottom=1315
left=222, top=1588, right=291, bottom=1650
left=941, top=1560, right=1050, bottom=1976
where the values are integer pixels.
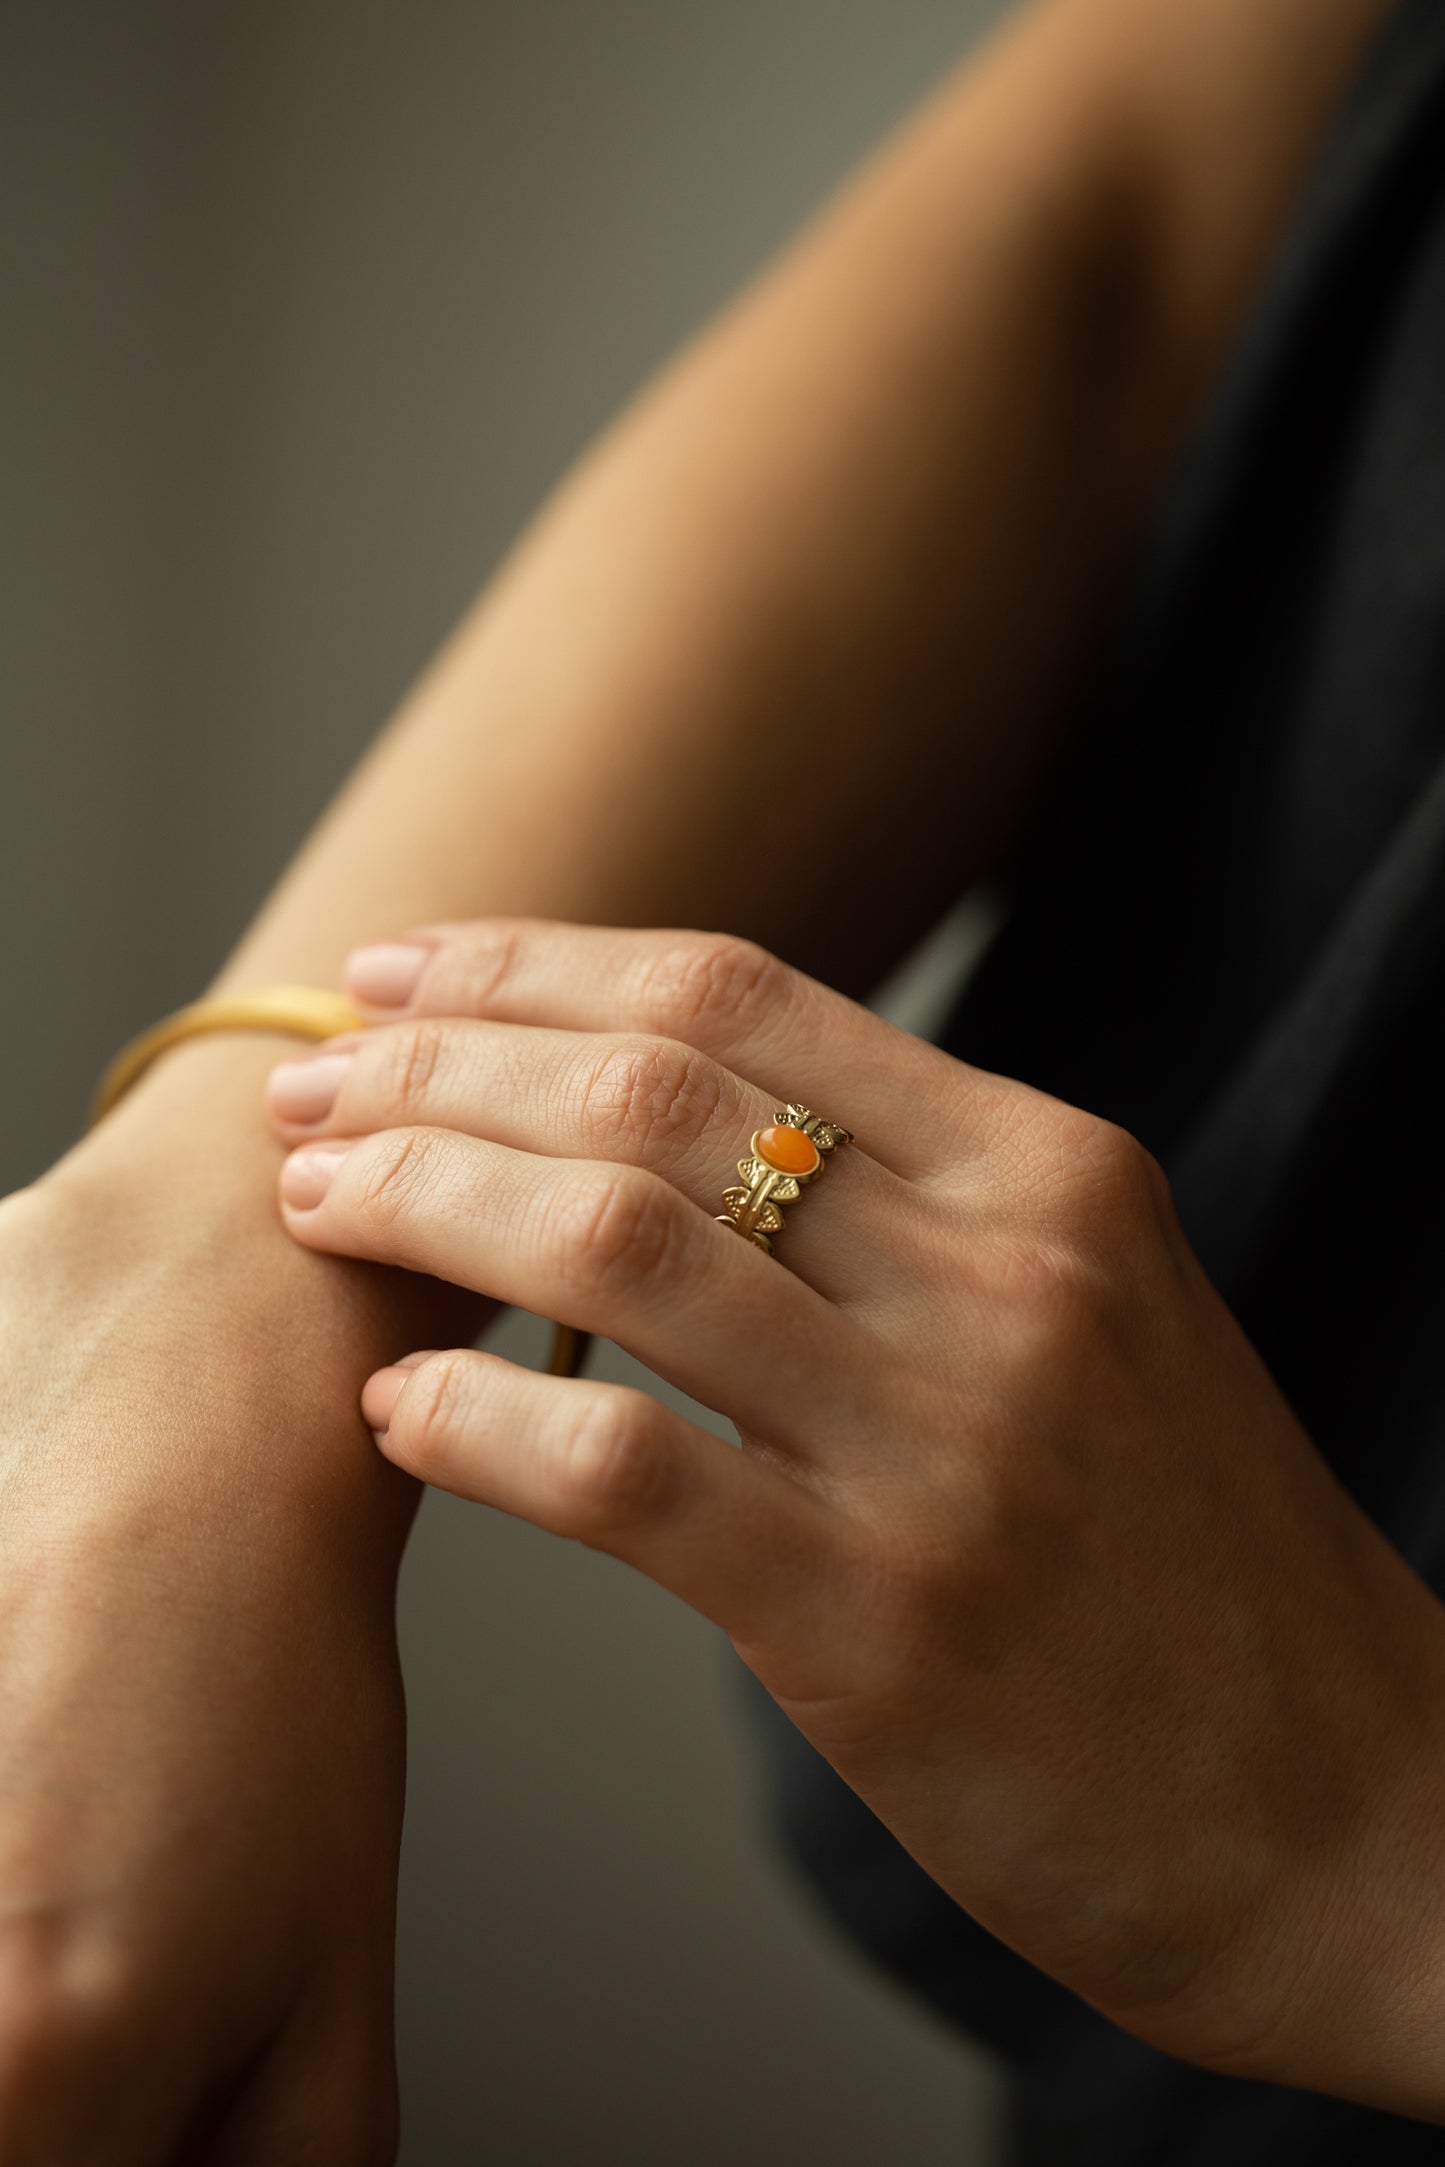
left=267, top=1017, right=899, bottom=1307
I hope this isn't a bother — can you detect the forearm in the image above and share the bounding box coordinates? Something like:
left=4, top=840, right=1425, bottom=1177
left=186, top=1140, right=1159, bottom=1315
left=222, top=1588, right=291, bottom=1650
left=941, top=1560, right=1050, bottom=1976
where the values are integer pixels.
left=30, top=1041, right=474, bottom=1550
left=37, top=17, right=1132, bottom=1413
left=193, top=0, right=1388, bottom=1006
left=41, top=0, right=1391, bottom=1419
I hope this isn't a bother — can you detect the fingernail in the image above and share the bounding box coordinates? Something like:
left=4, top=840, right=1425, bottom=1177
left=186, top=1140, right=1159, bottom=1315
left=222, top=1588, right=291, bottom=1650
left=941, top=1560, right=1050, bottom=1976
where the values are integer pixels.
left=266, top=1051, right=354, bottom=1125
left=363, top=1350, right=438, bottom=1439
left=345, top=943, right=429, bottom=1008
left=279, top=1139, right=353, bottom=1209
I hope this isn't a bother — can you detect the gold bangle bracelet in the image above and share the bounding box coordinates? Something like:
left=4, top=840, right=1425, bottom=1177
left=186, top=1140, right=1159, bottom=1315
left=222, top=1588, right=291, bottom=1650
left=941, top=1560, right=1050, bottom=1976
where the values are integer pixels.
left=89, top=986, right=364, bottom=1127
left=88, top=987, right=589, bottom=1381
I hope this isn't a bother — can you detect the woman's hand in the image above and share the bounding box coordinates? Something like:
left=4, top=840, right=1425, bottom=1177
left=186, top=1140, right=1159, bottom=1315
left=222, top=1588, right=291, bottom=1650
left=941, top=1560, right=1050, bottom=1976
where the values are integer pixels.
left=0, top=1037, right=478, bottom=2166
left=270, top=918, right=1445, bottom=2120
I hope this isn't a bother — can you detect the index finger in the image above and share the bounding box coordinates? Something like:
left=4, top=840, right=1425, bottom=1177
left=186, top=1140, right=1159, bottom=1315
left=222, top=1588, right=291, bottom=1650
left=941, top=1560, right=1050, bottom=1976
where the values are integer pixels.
left=344, top=919, right=1007, bottom=1178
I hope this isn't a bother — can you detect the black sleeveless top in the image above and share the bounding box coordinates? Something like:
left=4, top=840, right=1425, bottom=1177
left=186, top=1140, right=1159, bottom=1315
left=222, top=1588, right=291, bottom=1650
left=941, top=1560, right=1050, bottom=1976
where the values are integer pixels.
left=741, top=3, right=1445, bottom=2158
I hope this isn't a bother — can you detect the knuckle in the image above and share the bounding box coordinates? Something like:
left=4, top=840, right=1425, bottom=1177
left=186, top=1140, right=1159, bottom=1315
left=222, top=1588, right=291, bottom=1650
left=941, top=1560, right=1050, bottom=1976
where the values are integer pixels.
left=383, top=1019, right=450, bottom=1122
left=352, top=1127, right=446, bottom=1232
left=1075, top=1115, right=1155, bottom=1206
left=449, top=921, right=522, bottom=1012
left=638, top=933, right=783, bottom=1036
left=583, top=1036, right=729, bottom=1160
left=550, top=1168, right=682, bottom=1304
left=556, top=1389, right=670, bottom=1536
left=1133, top=1138, right=1177, bottom=1224
left=1037, top=1109, right=1168, bottom=1232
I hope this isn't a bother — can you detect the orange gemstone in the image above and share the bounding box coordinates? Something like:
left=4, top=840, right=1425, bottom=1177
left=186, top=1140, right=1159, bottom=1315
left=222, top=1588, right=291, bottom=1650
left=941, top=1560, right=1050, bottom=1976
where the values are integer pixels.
left=756, top=1122, right=820, bottom=1176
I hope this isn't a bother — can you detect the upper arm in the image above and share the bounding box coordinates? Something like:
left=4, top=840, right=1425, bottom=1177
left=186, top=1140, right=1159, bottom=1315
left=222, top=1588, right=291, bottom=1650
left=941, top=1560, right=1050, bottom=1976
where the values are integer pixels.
left=961, top=0, right=1396, bottom=476
left=308, top=0, right=1396, bottom=1006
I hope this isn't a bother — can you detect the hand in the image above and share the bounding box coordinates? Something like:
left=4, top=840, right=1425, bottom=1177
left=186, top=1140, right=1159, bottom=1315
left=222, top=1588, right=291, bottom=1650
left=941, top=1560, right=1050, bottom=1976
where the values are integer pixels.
left=0, top=1038, right=471, bottom=2166
left=270, top=919, right=1445, bottom=2119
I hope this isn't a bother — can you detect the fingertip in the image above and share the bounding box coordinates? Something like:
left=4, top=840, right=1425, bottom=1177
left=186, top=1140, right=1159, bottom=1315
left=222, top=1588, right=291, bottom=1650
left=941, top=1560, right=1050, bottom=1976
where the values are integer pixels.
left=265, top=1049, right=355, bottom=1131
left=344, top=942, right=432, bottom=1011
left=362, top=1350, right=442, bottom=1438
left=278, top=1139, right=354, bottom=1211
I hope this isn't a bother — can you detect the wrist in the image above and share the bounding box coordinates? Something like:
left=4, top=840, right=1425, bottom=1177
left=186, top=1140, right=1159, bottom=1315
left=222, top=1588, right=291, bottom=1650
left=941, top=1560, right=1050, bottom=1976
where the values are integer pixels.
left=55, top=1025, right=343, bottom=1210
left=1212, top=1582, right=1445, bottom=2122
left=1313, top=1699, right=1445, bottom=2122
left=49, top=1027, right=478, bottom=1344
left=19, top=1031, right=483, bottom=1520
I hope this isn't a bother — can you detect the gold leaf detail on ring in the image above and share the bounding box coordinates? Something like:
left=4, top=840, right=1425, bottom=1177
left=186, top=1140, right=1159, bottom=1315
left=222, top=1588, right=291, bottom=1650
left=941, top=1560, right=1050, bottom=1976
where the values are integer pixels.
left=737, top=1157, right=801, bottom=1201
left=715, top=1213, right=773, bottom=1253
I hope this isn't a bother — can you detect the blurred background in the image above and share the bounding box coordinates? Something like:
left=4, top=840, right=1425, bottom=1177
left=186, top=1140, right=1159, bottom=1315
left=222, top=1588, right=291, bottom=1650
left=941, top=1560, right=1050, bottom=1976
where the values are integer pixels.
left=2, top=2, right=1011, bottom=2158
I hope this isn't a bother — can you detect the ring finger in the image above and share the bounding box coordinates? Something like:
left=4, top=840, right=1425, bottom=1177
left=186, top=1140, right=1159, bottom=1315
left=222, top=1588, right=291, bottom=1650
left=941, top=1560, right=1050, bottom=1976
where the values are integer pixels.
left=277, top=1117, right=855, bottom=1452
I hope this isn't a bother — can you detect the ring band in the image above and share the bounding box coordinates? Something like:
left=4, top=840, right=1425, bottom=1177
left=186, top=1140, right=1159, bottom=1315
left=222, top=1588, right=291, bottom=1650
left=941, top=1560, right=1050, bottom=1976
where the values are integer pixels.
left=716, top=1102, right=852, bottom=1255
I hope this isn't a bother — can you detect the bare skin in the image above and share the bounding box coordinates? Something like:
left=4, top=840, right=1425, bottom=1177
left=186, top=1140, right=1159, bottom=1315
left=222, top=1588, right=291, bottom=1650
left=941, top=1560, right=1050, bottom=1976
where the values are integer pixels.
left=0, top=0, right=1402, bottom=2154
left=270, top=917, right=1445, bottom=2116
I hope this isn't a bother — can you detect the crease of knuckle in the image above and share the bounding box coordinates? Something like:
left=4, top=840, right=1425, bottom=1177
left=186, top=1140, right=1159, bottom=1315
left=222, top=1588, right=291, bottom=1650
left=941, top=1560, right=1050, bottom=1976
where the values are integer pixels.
left=638, top=934, right=782, bottom=1037
left=556, top=1391, right=670, bottom=1538
left=583, top=1036, right=729, bottom=1162
left=351, top=1127, right=448, bottom=1237
left=382, top=1018, right=451, bottom=1123
left=448, top=922, right=522, bottom=1013
left=550, top=1169, right=682, bottom=1306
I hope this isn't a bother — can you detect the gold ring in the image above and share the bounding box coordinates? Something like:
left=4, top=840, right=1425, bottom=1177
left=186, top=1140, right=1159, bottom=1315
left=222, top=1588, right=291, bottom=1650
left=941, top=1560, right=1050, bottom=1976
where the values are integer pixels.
left=716, top=1102, right=852, bottom=1255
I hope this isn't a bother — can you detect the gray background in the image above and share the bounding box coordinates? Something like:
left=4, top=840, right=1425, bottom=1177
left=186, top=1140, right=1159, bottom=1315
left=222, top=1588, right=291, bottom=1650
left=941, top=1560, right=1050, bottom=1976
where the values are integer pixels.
left=2, top=3, right=1011, bottom=2159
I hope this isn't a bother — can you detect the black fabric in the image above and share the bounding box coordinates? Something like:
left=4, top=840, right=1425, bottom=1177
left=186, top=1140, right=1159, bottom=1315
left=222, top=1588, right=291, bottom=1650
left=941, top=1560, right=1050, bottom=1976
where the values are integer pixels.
left=738, top=1, right=1445, bottom=2157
